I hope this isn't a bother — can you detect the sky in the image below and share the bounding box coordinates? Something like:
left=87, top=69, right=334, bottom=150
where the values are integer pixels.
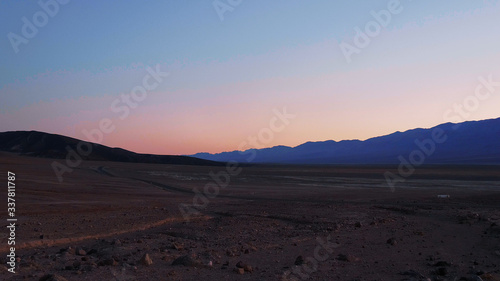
left=1, top=0, right=500, bottom=155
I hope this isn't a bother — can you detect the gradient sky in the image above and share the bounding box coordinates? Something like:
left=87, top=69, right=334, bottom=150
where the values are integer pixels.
left=1, top=0, right=500, bottom=155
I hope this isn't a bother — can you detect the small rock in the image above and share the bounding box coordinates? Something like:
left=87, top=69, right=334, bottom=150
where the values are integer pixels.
left=140, top=253, right=153, bottom=266
left=172, top=254, right=202, bottom=267
left=65, top=247, right=76, bottom=255
left=436, top=267, right=448, bottom=276
left=234, top=267, right=245, bottom=274
left=337, top=254, right=360, bottom=262
left=294, top=256, right=304, bottom=265
left=355, top=222, right=362, bottom=228
left=98, top=258, right=117, bottom=266
left=387, top=238, right=397, bottom=245
left=171, top=242, right=183, bottom=251
left=244, top=264, right=253, bottom=272
left=76, top=248, right=86, bottom=256
left=86, top=249, right=98, bottom=255
left=235, top=261, right=253, bottom=272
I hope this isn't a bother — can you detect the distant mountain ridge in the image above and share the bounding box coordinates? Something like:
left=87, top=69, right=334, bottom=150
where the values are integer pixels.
left=191, top=117, right=500, bottom=165
left=0, top=131, right=222, bottom=166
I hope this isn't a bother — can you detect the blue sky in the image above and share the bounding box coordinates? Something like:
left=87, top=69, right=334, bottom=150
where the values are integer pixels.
left=1, top=0, right=499, bottom=154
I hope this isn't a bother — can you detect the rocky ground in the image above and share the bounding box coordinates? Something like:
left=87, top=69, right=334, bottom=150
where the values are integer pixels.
left=1, top=152, right=500, bottom=280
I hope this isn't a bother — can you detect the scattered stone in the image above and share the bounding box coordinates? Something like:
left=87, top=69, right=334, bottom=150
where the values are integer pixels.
left=172, top=254, right=202, bottom=267
left=76, top=248, right=86, bottom=256
left=235, top=261, right=253, bottom=272
left=226, top=249, right=238, bottom=257
left=86, top=249, right=98, bottom=255
left=171, top=242, right=184, bottom=251
left=436, top=267, right=448, bottom=276
left=387, top=238, right=397, bottom=245
left=39, top=274, right=68, bottom=281
left=98, top=258, right=117, bottom=266
left=234, top=267, right=245, bottom=274
left=244, top=264, right=253, bottom=272
left=139, top=253, right=153, bottom=266
left=64, top=247, right=76, bottom=255
left=355, top=222, right=362, bottom=228
left=294, top=256, right=305, bottom=265
left=337, top=254, right=360, bottom=262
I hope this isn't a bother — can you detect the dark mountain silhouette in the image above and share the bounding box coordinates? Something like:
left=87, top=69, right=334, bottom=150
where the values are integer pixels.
left=191, top=117, right=500, bottom=165
left=0, top=131, right=222, bottom=166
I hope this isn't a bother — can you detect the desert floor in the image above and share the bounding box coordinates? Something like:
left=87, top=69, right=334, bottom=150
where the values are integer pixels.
left=1, top=152, right=500, bottom=281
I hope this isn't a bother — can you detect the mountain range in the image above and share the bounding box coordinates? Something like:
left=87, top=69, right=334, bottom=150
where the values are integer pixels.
left=191, top=117, right=500, bottom=165
left=1, top=118, right=499, bottom=166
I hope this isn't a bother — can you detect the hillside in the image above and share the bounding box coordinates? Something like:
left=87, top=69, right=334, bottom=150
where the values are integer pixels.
left=0, top=131, right=222, bottom=166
